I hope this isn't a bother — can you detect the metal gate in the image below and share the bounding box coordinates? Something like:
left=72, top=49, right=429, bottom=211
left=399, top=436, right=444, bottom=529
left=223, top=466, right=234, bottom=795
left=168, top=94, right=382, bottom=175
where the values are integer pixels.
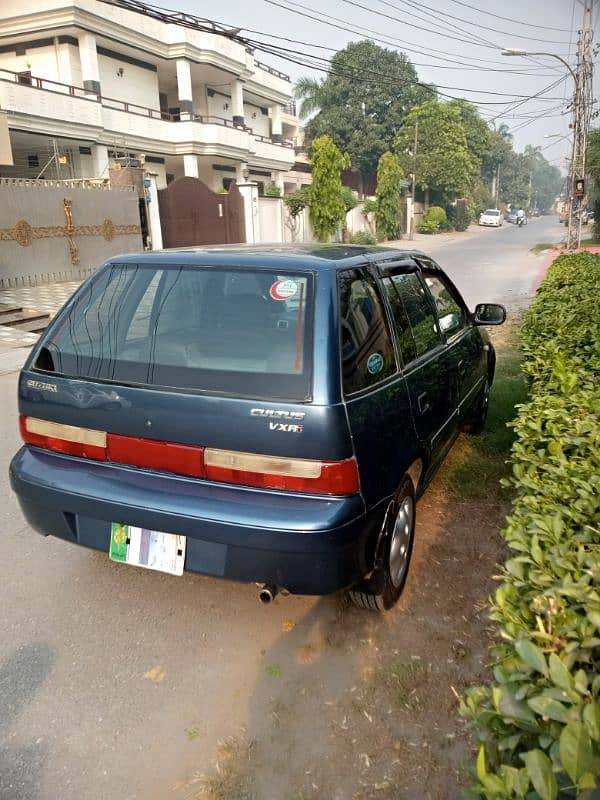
left=158, top=177, right=245, bottom=247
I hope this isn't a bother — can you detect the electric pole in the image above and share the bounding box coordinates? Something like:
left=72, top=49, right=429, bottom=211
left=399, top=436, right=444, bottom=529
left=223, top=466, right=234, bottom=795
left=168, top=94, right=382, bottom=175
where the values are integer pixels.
left=567, top=0, right=594, bottom=250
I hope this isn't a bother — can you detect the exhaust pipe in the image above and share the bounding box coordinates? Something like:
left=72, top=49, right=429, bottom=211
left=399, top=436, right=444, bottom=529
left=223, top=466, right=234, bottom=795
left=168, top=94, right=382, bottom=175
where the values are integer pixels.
left=259, top=584, right=279, bottom=604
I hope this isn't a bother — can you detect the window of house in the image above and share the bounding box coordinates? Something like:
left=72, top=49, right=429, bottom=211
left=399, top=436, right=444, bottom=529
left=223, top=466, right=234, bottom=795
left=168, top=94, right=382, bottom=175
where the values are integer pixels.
left=27, top=154, right=39, bottom=168
left=338, top=268, right=396, bottom=395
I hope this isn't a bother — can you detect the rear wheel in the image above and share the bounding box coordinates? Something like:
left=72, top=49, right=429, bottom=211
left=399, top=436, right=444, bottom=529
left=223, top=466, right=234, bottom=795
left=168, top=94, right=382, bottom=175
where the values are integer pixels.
left=349, top=477, right=416, bottom=611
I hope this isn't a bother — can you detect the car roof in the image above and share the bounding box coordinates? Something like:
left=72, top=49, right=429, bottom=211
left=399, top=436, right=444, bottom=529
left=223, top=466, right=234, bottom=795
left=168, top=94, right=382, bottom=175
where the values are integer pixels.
left=109, top=244, right=432, bottom=271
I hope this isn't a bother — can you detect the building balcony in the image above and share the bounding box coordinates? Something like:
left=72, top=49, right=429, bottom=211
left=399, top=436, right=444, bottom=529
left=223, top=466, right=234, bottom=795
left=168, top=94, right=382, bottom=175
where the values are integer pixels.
left=1, top=68, right=299, bottom=169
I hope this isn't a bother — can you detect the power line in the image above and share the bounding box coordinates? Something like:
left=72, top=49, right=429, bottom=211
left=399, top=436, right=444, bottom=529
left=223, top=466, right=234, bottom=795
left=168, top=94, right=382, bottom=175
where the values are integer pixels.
left=376, top=0, right=573, bottom=46
left=263, top=0, right=574, bottom=75
left=444, top=0, right=571, bottom=33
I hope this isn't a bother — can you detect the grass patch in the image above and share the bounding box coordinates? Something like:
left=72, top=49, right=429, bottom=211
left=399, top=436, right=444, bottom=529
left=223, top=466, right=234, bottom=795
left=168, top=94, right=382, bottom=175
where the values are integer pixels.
left=530, top=242, right=559, bottom=254
left=191, top=737, right=255, bottom=800
left=436, top=330, right=527, bottom=500
left=531, top=237, right=600, bottom=255
left=369, top=658, right=428, bottom=709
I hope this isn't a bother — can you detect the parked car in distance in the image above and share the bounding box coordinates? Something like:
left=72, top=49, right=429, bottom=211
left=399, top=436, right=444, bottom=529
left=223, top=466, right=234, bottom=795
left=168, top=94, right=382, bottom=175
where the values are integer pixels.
left=10, top=245, right=506, bottom=611
left=479, top=209, right=503, bottom=227
left=506, top=211, right=518, bottom=224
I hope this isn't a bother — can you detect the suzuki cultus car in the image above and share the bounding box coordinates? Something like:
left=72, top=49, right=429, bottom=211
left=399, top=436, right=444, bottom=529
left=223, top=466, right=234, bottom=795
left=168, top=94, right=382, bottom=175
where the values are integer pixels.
left=10, top=246, right=505, bottom=610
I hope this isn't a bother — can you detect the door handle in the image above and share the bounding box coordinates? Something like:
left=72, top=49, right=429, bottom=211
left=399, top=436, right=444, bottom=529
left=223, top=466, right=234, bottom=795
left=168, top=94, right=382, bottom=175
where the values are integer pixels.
left=417, top=392, right=431, bottom=414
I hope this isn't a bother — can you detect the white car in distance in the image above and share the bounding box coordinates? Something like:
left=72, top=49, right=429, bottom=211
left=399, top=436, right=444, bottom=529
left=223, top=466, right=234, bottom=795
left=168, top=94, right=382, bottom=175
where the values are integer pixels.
left=479, top=209, right=504, bottom=227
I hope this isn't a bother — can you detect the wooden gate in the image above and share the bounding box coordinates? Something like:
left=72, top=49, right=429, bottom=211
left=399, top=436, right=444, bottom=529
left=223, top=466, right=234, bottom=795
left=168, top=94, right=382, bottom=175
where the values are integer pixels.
left=158, top=177, right=245, bottom=247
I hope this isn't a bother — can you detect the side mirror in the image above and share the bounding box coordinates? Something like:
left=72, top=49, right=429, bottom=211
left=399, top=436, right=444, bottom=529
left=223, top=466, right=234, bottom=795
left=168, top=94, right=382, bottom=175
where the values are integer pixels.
left=473, top=303, right=506, bottom=326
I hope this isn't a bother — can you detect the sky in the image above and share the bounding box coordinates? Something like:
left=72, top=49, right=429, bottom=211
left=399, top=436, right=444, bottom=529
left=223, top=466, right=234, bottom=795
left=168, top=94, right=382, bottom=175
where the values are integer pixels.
left=172, top=0, right=592, bottom=171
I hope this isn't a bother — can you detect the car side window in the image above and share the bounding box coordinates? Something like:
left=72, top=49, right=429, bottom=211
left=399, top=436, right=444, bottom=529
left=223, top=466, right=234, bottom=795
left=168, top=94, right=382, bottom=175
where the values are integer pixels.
left=381, top=277, right=417, bottom=365
left=338, top=268, right=397, bottom=395
left=390, top=272, right=441, bottom=359
left=422, top=273, right=467, bottom=338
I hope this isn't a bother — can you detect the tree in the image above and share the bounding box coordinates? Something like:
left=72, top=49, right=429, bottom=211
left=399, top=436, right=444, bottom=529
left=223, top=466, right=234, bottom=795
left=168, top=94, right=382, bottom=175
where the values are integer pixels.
left=298, top=41, right=435, bottom=188
left=447, top=99, right=491, bottom=169
left=375, top=151, right=404, bottom=240
left=395, top=99, right=476, bottom=203
left=294, top=76, right=324, bottom=120
left=308, top=135, right=350, bottom=241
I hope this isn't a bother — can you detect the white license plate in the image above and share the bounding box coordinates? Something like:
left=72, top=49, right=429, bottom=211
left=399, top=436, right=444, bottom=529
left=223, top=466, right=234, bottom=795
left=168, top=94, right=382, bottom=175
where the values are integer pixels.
left=109, top=523, right=186, bottom=576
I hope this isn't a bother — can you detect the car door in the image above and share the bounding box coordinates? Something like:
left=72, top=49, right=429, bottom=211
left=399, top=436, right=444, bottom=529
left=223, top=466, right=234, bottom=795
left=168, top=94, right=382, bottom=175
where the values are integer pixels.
left=417, top=262, right=487, bottom=426
left=379, top=264, right=458, bottom=473
left=338, top=266, right=415, bottom=507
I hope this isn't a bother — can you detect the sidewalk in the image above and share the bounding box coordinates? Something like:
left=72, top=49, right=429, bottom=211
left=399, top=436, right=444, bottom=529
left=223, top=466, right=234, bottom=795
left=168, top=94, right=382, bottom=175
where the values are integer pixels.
left=0, top=280, right=81, bottom=351
left=385, top=224, right=481, bottom=251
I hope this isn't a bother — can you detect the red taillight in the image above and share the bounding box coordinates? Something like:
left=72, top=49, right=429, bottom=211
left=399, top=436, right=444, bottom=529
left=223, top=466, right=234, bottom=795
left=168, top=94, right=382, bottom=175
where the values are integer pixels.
left=19, top=416, right=360, bottom=496
left=106, top=434, right=204, bottom=478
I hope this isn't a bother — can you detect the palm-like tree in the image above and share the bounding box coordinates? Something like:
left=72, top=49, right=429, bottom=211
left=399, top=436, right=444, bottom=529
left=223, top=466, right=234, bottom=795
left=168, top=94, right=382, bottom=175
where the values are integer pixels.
left=294, top=76, right=324, bottom=120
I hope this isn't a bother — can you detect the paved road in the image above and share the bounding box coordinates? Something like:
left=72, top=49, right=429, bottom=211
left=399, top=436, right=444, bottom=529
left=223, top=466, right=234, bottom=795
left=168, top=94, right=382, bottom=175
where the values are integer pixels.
left=0, top=216, right=563, bottom=800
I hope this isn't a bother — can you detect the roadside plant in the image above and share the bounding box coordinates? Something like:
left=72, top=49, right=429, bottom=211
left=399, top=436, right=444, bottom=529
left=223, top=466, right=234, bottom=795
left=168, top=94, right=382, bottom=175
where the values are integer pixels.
left=283, top=187, right=310, bottom=242
left=461, top=252, right=600, bottom=799
left=308, top=135, right=350, bottom=241
left=349, top=230, right=376, bottom=245
left=374, top=151, right=403, bottom=240
left=263, top=181, right=282, bottom=198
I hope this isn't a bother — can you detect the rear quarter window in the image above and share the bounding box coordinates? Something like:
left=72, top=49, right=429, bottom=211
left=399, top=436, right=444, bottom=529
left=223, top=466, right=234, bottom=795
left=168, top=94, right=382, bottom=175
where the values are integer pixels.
left=338, top=268, right=397, bottom=395
left=34, top=264, right=314, bottom=401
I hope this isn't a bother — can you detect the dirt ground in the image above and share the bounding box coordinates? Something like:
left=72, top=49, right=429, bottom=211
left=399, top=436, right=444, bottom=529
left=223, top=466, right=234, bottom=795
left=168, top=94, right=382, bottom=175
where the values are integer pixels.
left=176, top=325, right=519, bottom=800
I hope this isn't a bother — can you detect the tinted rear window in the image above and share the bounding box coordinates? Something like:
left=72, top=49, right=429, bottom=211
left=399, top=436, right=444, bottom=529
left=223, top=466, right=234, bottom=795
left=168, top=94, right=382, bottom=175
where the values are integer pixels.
left=35, top=264, right=314, bottom=401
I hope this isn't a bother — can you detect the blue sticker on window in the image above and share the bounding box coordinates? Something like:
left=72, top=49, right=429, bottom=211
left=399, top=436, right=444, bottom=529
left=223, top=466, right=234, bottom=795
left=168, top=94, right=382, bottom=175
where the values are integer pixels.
left=367, top=352, right=384, bottom=375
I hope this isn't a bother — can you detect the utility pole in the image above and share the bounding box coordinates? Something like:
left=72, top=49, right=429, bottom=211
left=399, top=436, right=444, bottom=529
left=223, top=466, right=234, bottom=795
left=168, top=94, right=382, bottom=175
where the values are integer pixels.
left=567, top=0, right=594, bottom=249
left=408, top=120, right=418, bottom=240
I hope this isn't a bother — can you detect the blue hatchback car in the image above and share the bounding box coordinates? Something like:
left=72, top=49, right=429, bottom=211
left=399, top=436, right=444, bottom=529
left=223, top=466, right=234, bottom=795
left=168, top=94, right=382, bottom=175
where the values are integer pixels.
left=10, top=245, right=505, bottom=610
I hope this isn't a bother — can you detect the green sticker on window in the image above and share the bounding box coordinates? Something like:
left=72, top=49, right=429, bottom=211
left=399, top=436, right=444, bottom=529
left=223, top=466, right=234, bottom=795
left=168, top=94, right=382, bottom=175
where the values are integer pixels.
left=367, top=352, right=384, bottom=375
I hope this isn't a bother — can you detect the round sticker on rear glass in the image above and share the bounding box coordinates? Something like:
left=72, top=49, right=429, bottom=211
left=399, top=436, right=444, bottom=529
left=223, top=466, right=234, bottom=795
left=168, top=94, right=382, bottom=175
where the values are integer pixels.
left=367, top=352, right=384, bottom=375
left=270, top=279, right=298, bottom=301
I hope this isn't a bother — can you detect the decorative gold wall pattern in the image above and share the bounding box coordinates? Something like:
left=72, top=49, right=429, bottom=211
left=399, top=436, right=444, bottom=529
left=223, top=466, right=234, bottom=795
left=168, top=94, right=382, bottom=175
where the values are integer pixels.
left=0, top=199, right=141, bottom=265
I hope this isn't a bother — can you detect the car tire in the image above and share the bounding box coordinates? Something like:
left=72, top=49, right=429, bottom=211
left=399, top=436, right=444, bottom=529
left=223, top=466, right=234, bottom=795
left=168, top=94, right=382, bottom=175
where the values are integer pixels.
left=349, top=476, right=416, bottom=611
left=463, top=378, right=490, bottom=435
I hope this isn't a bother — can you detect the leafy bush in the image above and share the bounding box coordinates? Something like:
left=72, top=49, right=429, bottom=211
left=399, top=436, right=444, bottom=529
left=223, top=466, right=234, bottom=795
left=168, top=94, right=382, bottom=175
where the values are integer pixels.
left=461, top=252, right=600, bottom=799
left=425, top=205, right=446, bottom=227
left=375, top=151, right=403, bottom=240
left=416, top=220, right=439, bottom=234
left=283, top=187, right=310, bottom=219
left=309, top=135, right=350, bottom=241
left=448, top=205, right=471, bottom=232
left=263, top=181, right=282, bottom=198
left=349, top=230, right=377, bottom=245
left=341, top=186, right=359, bottom=213
left=362, top=198, right=377, bottom=215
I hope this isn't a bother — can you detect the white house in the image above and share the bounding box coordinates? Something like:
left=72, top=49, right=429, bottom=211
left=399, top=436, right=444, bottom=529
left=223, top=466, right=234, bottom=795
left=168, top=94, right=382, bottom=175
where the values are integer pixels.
left=0, top=0, right=307, bottom=194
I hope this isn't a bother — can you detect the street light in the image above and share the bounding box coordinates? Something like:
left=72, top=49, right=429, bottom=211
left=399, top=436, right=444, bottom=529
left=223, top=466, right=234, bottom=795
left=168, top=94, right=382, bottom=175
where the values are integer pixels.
left=501, top=49, right=577, bottom=84
left=502, top=48, right=582, bottom=248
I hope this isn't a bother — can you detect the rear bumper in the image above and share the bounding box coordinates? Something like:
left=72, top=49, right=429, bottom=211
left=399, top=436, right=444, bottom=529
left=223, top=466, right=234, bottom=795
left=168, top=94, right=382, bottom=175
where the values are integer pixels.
left=10, top=447, right=384, bottom=595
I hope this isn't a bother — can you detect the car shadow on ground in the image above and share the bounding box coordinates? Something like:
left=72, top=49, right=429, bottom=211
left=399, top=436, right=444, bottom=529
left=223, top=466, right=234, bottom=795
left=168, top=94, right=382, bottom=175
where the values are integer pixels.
left=183, top=480, right=507, bottom=800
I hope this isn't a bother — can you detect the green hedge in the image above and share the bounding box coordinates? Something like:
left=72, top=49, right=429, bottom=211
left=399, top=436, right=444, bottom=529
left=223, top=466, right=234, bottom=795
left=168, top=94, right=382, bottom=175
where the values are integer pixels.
left=461, top=252, right=600, bottom=799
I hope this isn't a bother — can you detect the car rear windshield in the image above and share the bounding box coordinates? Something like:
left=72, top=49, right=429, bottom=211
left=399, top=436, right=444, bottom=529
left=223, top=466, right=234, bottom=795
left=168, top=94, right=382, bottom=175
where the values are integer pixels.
left=484, top=209, right=500, bottom=216
left=34, top=263, right=314, bottom=401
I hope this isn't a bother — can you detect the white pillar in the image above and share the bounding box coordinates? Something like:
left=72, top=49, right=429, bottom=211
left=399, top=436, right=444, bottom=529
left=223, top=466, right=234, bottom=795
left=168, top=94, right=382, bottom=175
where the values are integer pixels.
left=145, top=174, right=163, bottom=250
left=92, top=144, right=108, bottom=178
left=54, top=38, right=73, bottom=86
left=237, top=182, right=260, bottom=243
left=271, top=171, right=284, bottom=195
left=406, top=194, right=414, bottom=240
left=231, top=79, right=244, bottom=126
left=183, top=153, right=199, bottom=178
left=270, top=104, right=283, bottom=142
left=79, top=32, right=101, bottom=95
left=236, top=161, right=249, bottom=184
left=176, top=59, right=193, bottom=116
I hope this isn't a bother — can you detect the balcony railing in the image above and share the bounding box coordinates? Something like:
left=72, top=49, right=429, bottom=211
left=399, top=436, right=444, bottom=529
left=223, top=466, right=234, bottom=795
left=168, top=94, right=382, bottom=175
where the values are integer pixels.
left=254, top=133, right=294, bottom=149
left=0, top=68, right=295, bottom=146
left=254, top=60, right=290, bottom=82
